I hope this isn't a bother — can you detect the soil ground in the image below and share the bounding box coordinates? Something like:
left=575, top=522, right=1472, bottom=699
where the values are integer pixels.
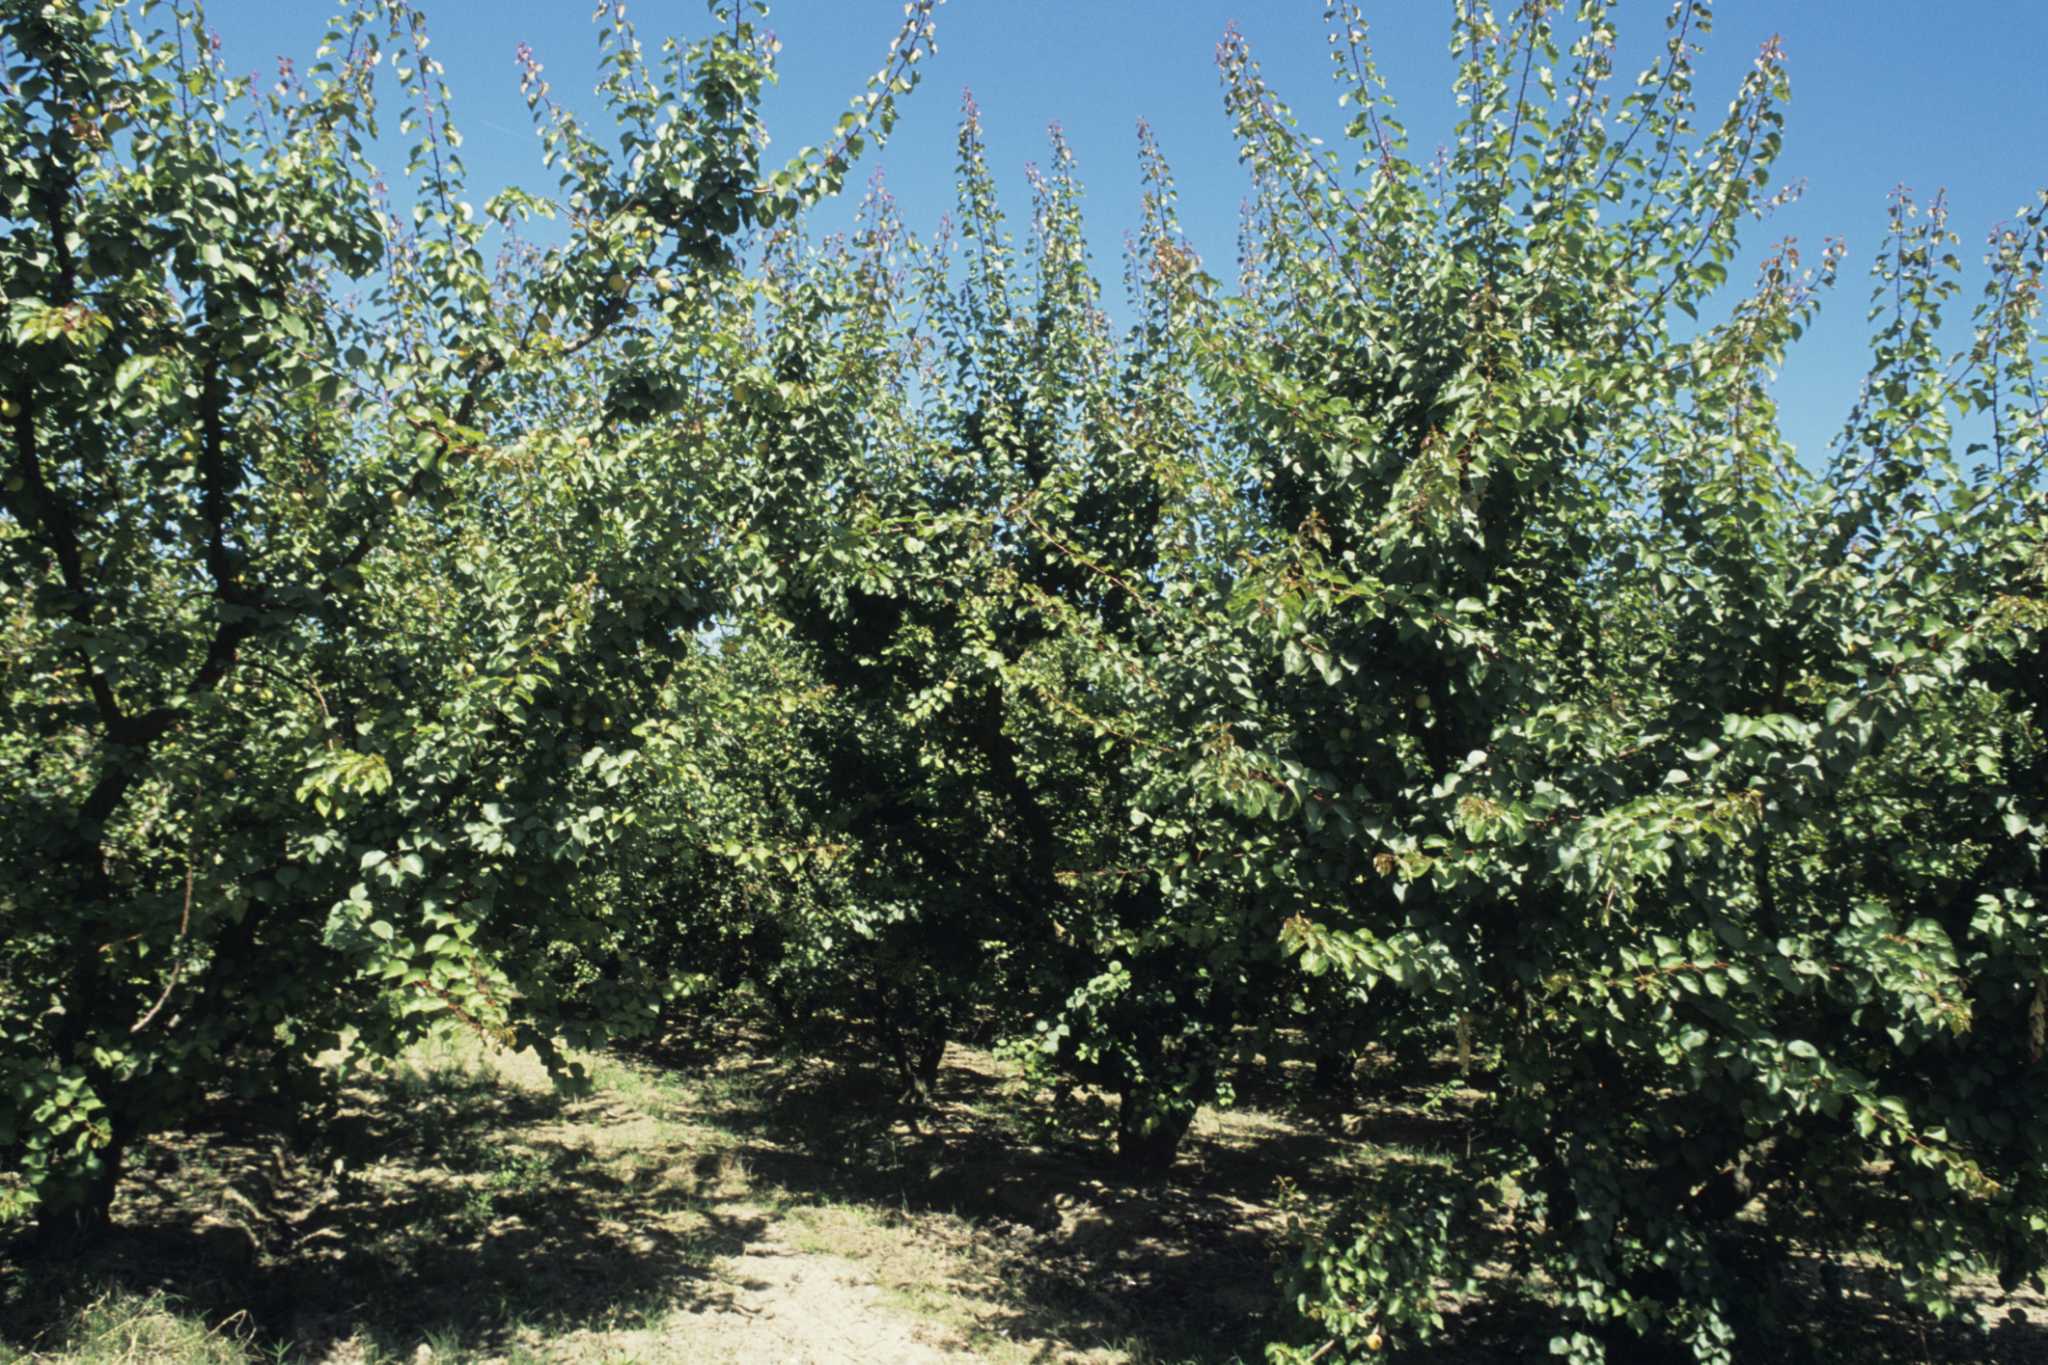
left=2, top=1020, right=2043, bottom=1364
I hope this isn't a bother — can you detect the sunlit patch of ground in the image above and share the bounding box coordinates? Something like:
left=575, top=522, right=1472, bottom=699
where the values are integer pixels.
left=3, top=1023, right=2043, bottom=1364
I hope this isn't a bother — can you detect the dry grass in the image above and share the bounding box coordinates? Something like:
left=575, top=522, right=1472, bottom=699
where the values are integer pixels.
left=0, top=1026, right=1325, bottom=1364
left=0, top=1289, right=254, bottom=1365
left=3, top=1024, right=2044, bottom=1364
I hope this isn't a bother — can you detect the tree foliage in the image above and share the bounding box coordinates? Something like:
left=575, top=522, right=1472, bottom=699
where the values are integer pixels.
left=0, top=0, right=935, bottom=1235
left=5, top=1, right=2045, bottom=1361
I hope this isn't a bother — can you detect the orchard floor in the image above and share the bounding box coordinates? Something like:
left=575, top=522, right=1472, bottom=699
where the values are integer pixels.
left=3, top=1021, right=2044, bottom=1364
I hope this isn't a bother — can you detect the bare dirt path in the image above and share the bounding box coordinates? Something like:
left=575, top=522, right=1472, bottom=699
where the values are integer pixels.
left=605, top=1217, right=970, bottom=1365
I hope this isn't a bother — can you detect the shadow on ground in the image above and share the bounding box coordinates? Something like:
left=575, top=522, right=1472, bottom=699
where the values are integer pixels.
left=629, top=1020, right=2048, bottom=1365
left=1, top=1058, right=771, bottom=1362
left=5, top=1022, right=2047, bottom=1364
left=654, top=1037, right=1331, bottom=1361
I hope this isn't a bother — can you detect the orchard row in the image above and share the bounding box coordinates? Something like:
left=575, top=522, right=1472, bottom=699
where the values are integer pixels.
left=3, top=4, right=2044, bottom=1361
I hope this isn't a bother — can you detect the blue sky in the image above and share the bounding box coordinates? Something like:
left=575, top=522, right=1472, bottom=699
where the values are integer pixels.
left=201, top=1, right=2048, bottom=462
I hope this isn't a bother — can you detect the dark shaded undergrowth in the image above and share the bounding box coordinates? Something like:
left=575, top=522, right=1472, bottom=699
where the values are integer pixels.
left=3, top=1017, right=2042, bottom=1364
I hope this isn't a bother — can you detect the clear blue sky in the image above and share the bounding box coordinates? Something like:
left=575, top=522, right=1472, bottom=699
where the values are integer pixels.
left=200, top=1, right=2048, bottom=463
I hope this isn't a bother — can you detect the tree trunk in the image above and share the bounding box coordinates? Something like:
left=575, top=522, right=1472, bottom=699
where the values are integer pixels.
left=30, top=1129, right=128, bottom=1254
left=894, top=1015, right=947, bottom=1107
left=1113, top=1086, right=1197, bottom=1174
left=1312, top=1049, right=1353, bottom=1094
